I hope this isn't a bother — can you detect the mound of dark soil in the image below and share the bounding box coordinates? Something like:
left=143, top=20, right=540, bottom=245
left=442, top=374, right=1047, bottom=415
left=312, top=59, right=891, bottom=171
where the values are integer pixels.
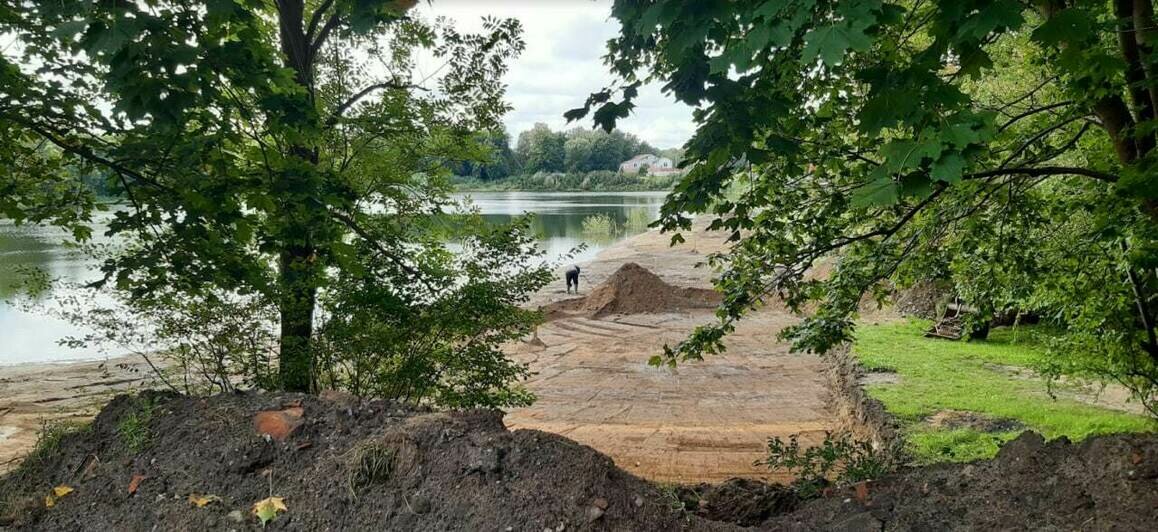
left=545, top=262, right=721, bottom=319
left=891, top=280, right=951, bottom=319
left=676, top=479, right=800, bottom=527
left=0, top=391, right=734, bottom=531
left=924, top=410, right=1024, bottom=433
left=765, top=431, right=1158, bottom=530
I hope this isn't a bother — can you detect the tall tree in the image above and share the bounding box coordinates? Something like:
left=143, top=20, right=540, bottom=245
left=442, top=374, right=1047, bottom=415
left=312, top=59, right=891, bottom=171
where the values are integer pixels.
left=515, top=122, right=566, bottom=173
left=1, top=0, right=526, bottom=392
left=572, top=0, right=1158, bottom=414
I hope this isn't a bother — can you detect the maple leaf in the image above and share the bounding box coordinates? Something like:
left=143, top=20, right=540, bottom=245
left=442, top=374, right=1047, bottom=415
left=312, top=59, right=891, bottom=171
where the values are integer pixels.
left=188, top=494, right=222, bottom=508
left=252, top=496, right=287, bottom=525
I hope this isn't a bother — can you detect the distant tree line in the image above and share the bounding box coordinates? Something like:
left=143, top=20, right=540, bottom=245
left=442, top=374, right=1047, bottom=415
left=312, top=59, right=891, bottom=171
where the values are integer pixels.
left=449, top=122, right=683, bottom=180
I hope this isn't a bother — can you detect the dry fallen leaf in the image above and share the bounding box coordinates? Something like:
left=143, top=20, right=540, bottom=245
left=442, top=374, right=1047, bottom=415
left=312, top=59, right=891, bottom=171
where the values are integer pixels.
left=252, top=496, right=287, bottom=525
left=44, top=495, right=55, bottom=508
left=188, top=494, right=222, bottom=508
left=52, top=486, right=74, bottom=498
left=128, top=474, right=146, bottom=495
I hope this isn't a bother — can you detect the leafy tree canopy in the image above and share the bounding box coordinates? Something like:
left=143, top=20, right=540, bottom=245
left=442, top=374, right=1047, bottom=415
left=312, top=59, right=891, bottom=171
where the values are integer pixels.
left=1, top=0, right=551, bottom=403
left=572, top=0, right=1158, bottom=415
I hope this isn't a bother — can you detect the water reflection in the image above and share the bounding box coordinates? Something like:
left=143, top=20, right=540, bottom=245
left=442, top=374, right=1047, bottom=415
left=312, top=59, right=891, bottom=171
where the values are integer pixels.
left=0, top=191, right=666, bottom=364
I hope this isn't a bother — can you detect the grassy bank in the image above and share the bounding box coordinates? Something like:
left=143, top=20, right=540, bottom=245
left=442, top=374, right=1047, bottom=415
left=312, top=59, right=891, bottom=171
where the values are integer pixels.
left=452, top=171, right=679, bottom=192
left=854, top=320, right=1154, bottom=464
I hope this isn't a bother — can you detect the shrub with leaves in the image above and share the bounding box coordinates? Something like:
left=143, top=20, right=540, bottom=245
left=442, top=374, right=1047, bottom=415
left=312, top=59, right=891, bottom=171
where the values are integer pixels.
left=762, top=432, right=887, bottom=498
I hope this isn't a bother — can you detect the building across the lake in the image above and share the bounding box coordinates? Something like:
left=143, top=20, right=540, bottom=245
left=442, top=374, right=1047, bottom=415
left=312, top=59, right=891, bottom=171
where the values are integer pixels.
left=619, top=153, right=678, bottom=176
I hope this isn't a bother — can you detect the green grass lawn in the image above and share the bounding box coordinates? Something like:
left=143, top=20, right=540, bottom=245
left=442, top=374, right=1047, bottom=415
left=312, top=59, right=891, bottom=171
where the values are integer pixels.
left=854, top=319, right=1155, bottom=464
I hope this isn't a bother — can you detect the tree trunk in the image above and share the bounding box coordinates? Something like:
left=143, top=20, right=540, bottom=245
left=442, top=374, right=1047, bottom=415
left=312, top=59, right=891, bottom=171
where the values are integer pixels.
left=276, top=0, right=322, bottom=392
left=278, top=246, right=317, bottom=391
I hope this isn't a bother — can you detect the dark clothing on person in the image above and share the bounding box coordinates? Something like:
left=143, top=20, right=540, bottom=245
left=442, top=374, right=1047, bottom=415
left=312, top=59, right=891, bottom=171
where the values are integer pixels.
left=565, top=265, right=580, bottom=293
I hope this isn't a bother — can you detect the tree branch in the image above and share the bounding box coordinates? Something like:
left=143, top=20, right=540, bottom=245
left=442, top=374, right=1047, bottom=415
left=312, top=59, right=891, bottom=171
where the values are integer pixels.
left=311, top=12, right=342, bottom=55
left=997, top=100, right=1074, bottom=132
left=328, top=81, right=425, bottom=125
left=964, top=165, right=1120, bottom=183
left=306, top=0, right=336, bottom=41
left=1000, top=114, right=1087, bottom=167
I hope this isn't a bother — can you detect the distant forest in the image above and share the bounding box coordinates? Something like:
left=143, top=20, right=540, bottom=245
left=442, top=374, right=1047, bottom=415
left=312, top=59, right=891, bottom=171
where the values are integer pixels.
left=448, top=123, right=683, bottom=180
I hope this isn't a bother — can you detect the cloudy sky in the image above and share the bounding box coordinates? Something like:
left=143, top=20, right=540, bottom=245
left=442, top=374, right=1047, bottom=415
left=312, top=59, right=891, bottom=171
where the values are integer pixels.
left=416, top=1, right=695, bottom=149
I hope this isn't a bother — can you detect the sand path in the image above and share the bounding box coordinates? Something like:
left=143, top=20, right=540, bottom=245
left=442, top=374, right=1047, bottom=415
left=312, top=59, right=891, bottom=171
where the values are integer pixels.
left=504, top=221, right=836, bottom=484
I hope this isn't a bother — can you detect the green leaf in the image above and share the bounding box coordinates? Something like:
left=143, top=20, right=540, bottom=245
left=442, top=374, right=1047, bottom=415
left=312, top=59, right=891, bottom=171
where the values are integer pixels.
left=852, top=176, right=898, bottom=207
left=880, top=139, right=940, bottom=173
left=930, top=152, right=965, bottom=184
left=802, top=20, right=872, bottom=67
left=941, top=123, right=981, bottom=148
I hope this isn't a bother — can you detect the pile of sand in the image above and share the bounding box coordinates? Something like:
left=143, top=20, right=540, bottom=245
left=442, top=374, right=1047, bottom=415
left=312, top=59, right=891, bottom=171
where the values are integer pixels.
left=545, top=262, right=721, bottom=319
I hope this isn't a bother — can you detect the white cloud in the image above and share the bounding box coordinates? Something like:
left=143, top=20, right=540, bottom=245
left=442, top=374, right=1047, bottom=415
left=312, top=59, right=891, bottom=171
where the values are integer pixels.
left=416, top=0, right=695, bottom=149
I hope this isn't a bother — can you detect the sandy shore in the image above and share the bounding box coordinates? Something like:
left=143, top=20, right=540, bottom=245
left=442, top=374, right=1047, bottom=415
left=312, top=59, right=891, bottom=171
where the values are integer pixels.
left=0, top=355, right=165, bottom=471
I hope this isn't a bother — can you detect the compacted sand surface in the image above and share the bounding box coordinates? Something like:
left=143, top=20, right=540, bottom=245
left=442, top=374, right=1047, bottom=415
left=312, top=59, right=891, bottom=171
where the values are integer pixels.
left=506, top=222, right=844, bottom=484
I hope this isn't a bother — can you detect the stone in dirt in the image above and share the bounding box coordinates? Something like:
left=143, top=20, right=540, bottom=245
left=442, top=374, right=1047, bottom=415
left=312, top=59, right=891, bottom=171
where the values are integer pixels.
left=542, top=262, right=721, bottom=319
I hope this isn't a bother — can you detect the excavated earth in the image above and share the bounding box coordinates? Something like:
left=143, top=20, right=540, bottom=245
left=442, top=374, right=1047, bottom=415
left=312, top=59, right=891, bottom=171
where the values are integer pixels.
left=1, top=391, right=1156, bottom=531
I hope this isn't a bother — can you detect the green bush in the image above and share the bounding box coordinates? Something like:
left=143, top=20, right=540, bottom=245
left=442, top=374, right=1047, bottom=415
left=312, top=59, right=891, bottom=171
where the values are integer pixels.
left=762, top=431, right=886, bottom=497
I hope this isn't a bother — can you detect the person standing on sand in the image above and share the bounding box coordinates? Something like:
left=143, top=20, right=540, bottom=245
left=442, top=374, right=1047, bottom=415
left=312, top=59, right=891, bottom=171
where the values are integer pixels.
left=565, top=265, right=580, bottom=294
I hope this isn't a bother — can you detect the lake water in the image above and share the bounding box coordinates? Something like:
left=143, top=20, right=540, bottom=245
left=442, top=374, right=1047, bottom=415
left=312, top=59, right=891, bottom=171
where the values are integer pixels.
left=0, top=191, right=667, bottom=364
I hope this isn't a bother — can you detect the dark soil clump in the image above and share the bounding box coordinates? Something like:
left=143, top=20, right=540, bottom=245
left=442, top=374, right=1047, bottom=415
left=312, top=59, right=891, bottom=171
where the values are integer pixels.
left=924, top=409, right=1024, bottom=433
left=675, top=479, right=800, bottom=527
left=0, top=391, right=734, bottom=531
left=544, top=262, right=721, bottom=319
left=765, top=431, right=1158, bottom=530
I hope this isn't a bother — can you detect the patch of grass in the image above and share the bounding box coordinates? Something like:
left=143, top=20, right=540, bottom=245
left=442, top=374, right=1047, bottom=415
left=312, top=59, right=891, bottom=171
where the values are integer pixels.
left=905, top=428, right=1022, bottom=465
left=657, top=483, right=694, bottom=516
left=21, top=419, right=89, bottom=470
left=855, top=319, right=1155, bottom=464
left=117, top=399, right=157, bottom=453
left=346, top=442, right=395, bottom=497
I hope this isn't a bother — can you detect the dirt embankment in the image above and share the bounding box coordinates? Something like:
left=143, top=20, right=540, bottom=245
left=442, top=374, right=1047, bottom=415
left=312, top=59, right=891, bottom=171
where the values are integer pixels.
left=2, top=392, right=1156, bottom=531
left=0, top=391, right=736, bottom=531
left=822, top=345, right=906, bottom=467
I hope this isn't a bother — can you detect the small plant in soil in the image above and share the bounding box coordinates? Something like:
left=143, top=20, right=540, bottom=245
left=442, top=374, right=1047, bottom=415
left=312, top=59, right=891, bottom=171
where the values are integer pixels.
left=656, top=484, right=695, bottom=521
left=346, top=441, right=396, bottom=497
left=117, top=399, right=157, bottom=453
left=761, top=431, right=886, bottom=498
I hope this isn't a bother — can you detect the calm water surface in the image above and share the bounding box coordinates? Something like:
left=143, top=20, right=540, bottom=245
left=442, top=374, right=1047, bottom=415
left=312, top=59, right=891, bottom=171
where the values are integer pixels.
left=0, top=191, right=666, bottom=364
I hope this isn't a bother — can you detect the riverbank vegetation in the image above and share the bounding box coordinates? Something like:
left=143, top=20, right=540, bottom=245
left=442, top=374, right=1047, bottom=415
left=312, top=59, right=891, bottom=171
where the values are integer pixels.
left=856, top=320, right=1153, bottom=464
left=452, top=170, right=679, bottom=192
left=447, top=123, right=684, bottom=191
